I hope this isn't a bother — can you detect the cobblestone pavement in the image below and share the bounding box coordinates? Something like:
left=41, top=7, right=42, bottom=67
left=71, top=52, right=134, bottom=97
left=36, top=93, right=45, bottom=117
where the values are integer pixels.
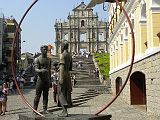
left=0, top=88, right=160, bottom=120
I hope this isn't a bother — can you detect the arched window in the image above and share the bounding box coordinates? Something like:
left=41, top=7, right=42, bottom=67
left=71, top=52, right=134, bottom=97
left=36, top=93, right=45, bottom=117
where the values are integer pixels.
left=64, top=33, right=68, bottom=41
left=92, top=31, right=95, bottom=38
left=81, top=20, right=85, bottom=27
left=71, top=32, right=73, bottom=38
left=140, top=2, right=147, bottom=21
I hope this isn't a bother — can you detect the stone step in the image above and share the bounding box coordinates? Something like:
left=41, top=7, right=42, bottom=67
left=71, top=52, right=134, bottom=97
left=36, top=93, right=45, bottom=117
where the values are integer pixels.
left=73, top=85, right=111, bottom=94
left=75, top=80, right=101, bottom=85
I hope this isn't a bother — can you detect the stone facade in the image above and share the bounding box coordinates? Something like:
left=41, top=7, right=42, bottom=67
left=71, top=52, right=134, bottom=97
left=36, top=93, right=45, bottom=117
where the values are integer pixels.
left=110, top=49, right=160, bottom=115
left=54, top=2, right=108, bottom=55
left=108, top=0, right=160, bottom=115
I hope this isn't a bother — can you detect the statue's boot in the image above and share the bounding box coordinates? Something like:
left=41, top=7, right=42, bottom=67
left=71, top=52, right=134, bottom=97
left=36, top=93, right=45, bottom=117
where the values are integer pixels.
left=43, top=106, right=52, bottom=114
left=59, top=106, right=68, bottom=117
left=59, top=110, right=68, bottom=117
left=32, top=105, right=39, bottom=115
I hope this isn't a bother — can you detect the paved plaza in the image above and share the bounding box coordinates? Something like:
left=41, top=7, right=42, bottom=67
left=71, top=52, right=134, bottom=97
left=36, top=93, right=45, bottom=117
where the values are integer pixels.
left=0, top=87, right=160, bottom=120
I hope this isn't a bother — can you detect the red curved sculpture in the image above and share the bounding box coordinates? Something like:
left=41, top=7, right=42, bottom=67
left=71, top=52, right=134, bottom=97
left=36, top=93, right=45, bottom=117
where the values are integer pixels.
left=10, top=0, right=135, bottom=117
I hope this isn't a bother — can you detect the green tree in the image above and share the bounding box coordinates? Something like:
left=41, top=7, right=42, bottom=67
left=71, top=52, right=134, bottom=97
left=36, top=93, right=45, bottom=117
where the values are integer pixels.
left=94, top=53, right=110, bottom=80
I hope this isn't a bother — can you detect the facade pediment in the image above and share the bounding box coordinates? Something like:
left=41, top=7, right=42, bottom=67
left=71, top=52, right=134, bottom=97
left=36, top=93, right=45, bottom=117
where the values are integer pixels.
left=73, top=3, right=86, bottom=11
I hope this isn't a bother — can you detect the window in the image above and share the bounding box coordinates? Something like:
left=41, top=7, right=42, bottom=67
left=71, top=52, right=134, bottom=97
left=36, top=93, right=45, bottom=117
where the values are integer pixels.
left=81, top=20, right=85, bottom=27
left=140, top=2, right=146, bottom=21
left=71, top=32, right=73, bottom=38
left=92, top=31, right=95, bottom=38
left=125, top=27, right=128, bottom=37
left=98, top=33, right=104, bottom=41
left=121, top=34, right=123, bottom=43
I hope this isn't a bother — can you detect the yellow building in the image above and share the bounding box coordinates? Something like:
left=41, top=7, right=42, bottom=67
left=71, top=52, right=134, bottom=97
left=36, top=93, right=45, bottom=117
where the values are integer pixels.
left=108, top=0, right=160, bottom=115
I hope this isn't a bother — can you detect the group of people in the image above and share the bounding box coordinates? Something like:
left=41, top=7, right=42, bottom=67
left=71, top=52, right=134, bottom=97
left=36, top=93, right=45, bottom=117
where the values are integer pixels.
left=0, top=73, right=28, bottom=116
left=93, top=68, right=99, bottom=78
left=72, top=51, right=91, bottom=59
left=75, top=61, right=83, bottom=69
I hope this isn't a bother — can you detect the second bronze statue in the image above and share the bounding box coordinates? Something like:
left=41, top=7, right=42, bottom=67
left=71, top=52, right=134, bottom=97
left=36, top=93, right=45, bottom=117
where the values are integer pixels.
left=58, top=40, right=73, bottom=117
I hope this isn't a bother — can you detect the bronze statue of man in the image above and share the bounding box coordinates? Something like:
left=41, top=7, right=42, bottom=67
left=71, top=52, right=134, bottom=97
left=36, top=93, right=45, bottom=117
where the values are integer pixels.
left=58, top=40, right=72, bottom=117
left=33, top=45, right=51, bottom=114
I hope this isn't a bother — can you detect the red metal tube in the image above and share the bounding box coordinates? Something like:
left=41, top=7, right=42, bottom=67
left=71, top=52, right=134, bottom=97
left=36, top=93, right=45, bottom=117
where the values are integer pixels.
left=95, top=0, right=135, bottom=115
left=11, top=0, right=45, bottom=117
left=10, top=0, right=135, bottom=117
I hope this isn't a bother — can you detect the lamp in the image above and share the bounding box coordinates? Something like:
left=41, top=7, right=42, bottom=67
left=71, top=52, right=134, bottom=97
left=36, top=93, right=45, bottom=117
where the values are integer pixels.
left=86, top=0, right=125, bottom=8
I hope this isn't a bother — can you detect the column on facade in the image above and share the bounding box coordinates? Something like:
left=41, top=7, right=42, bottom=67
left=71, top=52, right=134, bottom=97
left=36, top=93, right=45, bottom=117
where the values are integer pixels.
left=90, top=29, right=93, bottom=53
left=103, top=30, right=107, bottom=52
left=151, top=13, right=160, bottom=47
left=68, top=30, right=71, bottom=52
left=113, top=51, right=115, bottom=69
left=93, top=30, right=97, bottom=53
left=110, top=43, right=114, bottom=70
left=110, top=42, right=115, bottom=70
left=123, top=25, right=129, bottom=63
left=146, top=1, right=160, bottom=50
left=128, top=30, right=132, bottom=61
left=87, top=28, right=91, bottom=52
left=117, top=37, right=121, bottom=66
left=120, top=26, right=125, bottom=64
left=55, top=32, right=58, bottom=54
left=76, top=30, right=79, bottom=53
left=139, top=21, right=147, bottom=54
left=115, top=36, right=121, bottom=66
left=57, top=27, right=61, bottom=54
left=114, top=40, right=118, bottom=68
left=123, top=40, right=128, bottom=63
left=134, top=2, right=147, bottom=54
left=117, top=33, right=123, bottom=65
left=134, top=10, right=141, bottom=57
left=117, top=4, right=122, bottom=20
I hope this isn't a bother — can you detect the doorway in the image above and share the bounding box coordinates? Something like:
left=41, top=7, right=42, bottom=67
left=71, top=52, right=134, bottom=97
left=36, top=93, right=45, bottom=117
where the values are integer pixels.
left=130, top=71, right=146, bottom=105
left=116, top=77, right=122, bottom=95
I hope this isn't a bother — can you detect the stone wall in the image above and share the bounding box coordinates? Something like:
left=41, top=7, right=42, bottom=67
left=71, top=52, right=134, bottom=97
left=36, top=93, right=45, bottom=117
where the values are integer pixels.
left=110, top=51, right=160, bottom=115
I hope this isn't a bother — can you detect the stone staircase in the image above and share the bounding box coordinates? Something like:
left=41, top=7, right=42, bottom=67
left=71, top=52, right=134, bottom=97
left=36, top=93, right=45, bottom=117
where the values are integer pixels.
left=72, top=56, right=111, bottom=94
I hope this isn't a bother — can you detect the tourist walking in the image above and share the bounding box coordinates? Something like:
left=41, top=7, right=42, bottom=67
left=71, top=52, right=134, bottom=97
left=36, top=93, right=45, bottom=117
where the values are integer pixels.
left=0, top=83, right=9, bottom=115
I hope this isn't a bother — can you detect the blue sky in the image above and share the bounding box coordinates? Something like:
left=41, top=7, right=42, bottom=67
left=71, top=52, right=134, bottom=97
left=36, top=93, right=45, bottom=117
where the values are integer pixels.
left=0, top=0, right=107, bottom=54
